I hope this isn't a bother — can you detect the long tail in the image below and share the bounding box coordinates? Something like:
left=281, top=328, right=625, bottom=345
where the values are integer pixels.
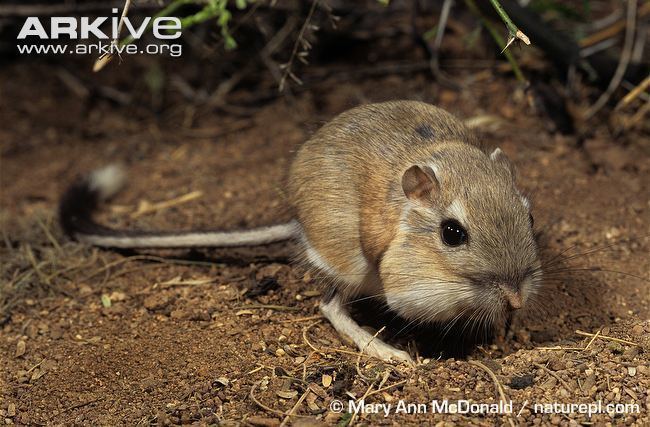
left=59, top=165, right=299, bottom=248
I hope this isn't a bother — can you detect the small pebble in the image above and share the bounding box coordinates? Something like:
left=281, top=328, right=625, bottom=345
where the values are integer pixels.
left=630, top=325, right=644, bottom=336
left=322, top=374, right=332, bottom=388
left=509, top=374, right=534, bottom=390
left=15, top=341, right=25, bottom=358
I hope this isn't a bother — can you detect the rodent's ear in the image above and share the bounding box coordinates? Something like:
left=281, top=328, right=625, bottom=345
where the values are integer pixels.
left=490, top=148, right=514, bottom=176
left=401, top=165, right=439, bottom=201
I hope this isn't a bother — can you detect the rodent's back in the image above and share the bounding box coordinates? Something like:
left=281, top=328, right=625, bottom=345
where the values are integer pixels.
left=288, top=101, right=477, bottom=284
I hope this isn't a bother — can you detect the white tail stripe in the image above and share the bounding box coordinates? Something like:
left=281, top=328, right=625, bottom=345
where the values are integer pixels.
left=76, top=221, right=299, bottom=248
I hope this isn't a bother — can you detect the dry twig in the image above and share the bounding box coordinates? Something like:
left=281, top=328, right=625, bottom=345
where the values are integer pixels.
left=580, top=2, right=650, bottom=48
left=302, top=320, right=328, bottom=357
left=533, top=363, right=572, bottom=392
left=249, top=380, right=310, bottom=419
left=345, top=372, right=388, bottom=426
left=281, top=315, right=324, bottom=323
left=130, top=190, right=203, bottom=218
left=536, top=346, right=586, bottom=351
left=583, top=328, right=602, bottom=350
left=469, top=360, right=516, bottom=427
left=279, top=0, right=319, bottom=91
left=583, top=0, right=638, bottom=119
left=235, top=304, right=301, bottom=312
left=93, top=0, right=132, bottom=72
left=616, top=74, right=650, bottom=109
left=355, top=326, right=387, bottom=382
left=279, top=388, right=311, bottom=426
left=365, top=379, right=408, bottom=398
left=575, top=329, right=640, bottom=347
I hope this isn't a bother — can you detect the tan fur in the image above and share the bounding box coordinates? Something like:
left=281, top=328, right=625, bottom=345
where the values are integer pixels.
left=289, top=100, right=540, bottom=325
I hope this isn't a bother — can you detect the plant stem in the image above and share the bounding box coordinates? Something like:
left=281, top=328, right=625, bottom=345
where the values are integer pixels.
left=488, top=0, right=530, bottom=50
left=465, top=0, right=526, bottom=83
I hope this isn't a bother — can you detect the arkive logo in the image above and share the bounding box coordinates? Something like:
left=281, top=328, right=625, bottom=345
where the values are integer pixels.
left=17, top=8, right=181, bottom=40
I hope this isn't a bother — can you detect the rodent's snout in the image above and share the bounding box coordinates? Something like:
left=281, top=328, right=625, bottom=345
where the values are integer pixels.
left=496, top=270, right=540, bottom=311
left=498, top=284, right=523, bottom=310
left=470, top=274, right=532, bottom=312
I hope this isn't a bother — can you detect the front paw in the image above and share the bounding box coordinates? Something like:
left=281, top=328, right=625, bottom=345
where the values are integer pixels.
left=364, top=340, right=414, bottom=365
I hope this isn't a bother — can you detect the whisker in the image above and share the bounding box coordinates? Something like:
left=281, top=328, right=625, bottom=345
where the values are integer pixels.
left=540, top=239, right=641, bottom=270
left=542, top=267, right=649, bottom=282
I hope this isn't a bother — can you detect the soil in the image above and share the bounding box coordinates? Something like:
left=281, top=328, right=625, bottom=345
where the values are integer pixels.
left=1, top=21, right=649, bottom=426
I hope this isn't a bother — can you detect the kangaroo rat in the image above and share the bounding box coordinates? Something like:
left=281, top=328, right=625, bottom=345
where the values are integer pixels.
left=60, top=100, right=541, bottom=363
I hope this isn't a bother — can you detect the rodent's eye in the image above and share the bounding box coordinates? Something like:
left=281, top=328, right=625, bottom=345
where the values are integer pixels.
left=440, top=220, right=468, bottom=247
left=528, top=213, right=534, bottom=228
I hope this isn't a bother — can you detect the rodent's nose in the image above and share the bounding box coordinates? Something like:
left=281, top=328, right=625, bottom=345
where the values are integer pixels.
left=499, top=285, right=523, bottom=310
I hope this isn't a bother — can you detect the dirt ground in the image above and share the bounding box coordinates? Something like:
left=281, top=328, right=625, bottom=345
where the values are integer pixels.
left=1, top=30, right=649, bottom=426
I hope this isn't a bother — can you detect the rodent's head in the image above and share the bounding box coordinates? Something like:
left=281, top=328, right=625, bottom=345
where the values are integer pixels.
left=381, top=143, right=541, bottom=328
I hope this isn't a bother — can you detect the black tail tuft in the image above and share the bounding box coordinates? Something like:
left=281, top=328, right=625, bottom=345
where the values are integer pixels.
left=58, top=165, right=125, bottom=240
left=59, top=178, right=101, bottom=239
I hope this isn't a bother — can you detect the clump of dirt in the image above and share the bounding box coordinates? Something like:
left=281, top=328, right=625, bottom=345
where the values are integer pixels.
left=1, top=53, right=649, bottom=425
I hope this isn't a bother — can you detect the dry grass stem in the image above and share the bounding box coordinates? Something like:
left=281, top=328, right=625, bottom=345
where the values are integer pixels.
left=469, top=360, right=516, bottom=427
left=130, top=190, right=203, bottom=218
left=575, top=329, right=640, bottom=347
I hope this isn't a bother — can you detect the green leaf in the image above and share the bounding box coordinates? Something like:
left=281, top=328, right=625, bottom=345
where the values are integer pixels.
left=101, top=294, right=112, bottom=308
left=224, top=35, right=237, bottom=50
